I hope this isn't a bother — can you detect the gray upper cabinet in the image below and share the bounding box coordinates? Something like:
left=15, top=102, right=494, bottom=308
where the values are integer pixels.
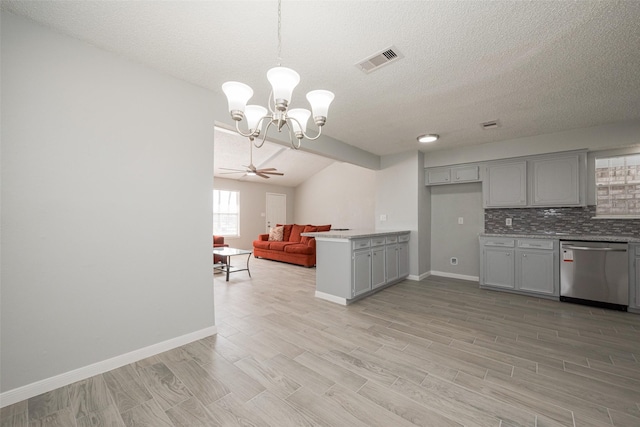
left=483, top=161, right=527, bottom=208
left=426, top=168, right=451, bottom=185
left=426, top=165, right=479, bottom=186
left=529, top=155, right=582, bottom=206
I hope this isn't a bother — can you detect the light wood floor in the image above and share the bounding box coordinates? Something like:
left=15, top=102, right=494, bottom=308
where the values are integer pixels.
left=3, top=258, right=640, bottom=427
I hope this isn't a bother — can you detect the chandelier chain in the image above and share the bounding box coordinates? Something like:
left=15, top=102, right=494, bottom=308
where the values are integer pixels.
left=277, top=0, right=282, bottom=66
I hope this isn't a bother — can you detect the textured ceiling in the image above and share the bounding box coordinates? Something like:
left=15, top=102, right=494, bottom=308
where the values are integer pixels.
left=3, top=1, right=640, bottom=164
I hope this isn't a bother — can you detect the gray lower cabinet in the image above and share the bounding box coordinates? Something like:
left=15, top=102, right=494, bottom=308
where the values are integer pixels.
left=315, top=232, right=410, bottom=304
left=630, top=244, right=640, bottom=311
left=480, top=237, right=559, bottom=297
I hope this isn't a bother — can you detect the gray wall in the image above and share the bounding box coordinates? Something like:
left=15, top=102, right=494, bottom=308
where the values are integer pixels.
left=213, top=177, right=295, bottom=250
left=294, top=162, right=376, bottom=229
left=376, top=151, right=424, bottom=279
left=430, top=183, right=484, bottom=279
left=1, top=13, right=215, bottom=393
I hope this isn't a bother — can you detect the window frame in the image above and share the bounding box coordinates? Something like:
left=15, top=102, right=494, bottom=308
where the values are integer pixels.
left=213, top=189, right=240, bottom=237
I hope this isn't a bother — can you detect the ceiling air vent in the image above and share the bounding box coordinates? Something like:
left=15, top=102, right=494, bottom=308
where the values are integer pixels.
left=481, top=120, right=501, bottom=130
left=356, top=46, right=404, bottom=74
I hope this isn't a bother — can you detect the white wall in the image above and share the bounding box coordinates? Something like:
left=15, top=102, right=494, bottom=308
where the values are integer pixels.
left=213, top=177, right=295, bottom=250
left=430, top=183, right=483, bottom=279
left=294, top=162, right=376, bottom=229
left=417, top=152, right=431, bottom=276
left=424, top=119, right=640, bottom=168
left=1, top=13, right=215, bottom=396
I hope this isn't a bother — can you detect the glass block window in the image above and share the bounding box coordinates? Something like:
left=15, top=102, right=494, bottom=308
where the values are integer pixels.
left=595, top=154, right=640, bottom=217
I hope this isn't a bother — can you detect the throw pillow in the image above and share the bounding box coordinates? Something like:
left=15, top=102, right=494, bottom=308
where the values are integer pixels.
left=268, top=225, right=284, bottom=241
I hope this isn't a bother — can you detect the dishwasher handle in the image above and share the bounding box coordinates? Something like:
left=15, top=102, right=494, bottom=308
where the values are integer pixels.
left=563, top=245, right=627, bottom=252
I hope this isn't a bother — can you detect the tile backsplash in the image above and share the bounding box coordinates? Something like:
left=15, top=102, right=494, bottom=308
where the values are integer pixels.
left=484, top=206, right=640, bottom=238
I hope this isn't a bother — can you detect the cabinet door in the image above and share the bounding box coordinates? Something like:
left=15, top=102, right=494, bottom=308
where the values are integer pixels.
left=426, top=168, right=451, bottom=185
left=371, top=247, right=386, bottom=289
left=530, top=156, right=580, bottom=206
left=398, top=242, right=409, bottom=278
left=386, top=244, right=399, bottom=282
left=452, top=165, right=479, bottom=183
left=484, top=162, right=527, bottom=207
left=635, top=257, right=640, bottom=309
left=352, top=250, right=371, bottom=297
left=482, top=248, right=515, bottom=288
left=516, top=250, right=555, bottom=295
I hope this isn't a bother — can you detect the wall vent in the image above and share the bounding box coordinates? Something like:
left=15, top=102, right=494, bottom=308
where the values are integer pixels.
left=481, top=120, right=501, bottom=130
left=356, top=46, right=404, bottom=74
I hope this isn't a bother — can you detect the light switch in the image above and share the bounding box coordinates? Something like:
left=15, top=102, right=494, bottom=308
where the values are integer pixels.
left=380, top=214, right=387, bottom=221
left=458, top=217, right=464, bottom=225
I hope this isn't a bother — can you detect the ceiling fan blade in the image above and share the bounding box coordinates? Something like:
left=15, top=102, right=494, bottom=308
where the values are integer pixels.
left=256, top=172, right=271, bottom=179
left=258, top=170, right=284, bottom=176
left=219, top=171, right=245, bottom=175
left=257, top=167, right=278, bottom=172
left=219, top=167, right=246, bottom=172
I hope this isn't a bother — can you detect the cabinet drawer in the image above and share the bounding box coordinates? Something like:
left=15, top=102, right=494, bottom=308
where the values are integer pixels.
left=517, top=239, right=554, bottom=250
left=352, top=239, right=371, bottom=250
left=482, top=238, right=515, bottom=248
left=386, top=235, right=398, bottom=244
left=398, top=234, right=410, bottom=243
left=371, top=237, right=386, bottom=246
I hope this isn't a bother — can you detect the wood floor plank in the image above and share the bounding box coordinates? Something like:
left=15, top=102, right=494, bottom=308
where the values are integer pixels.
left=357, top=379, right=463, bottom=427
left=137, top=363, right=193, bottom=411
left=164, top=360, right=230, bottom=406
left=293, top=351, right=367, bottom=392
left=233, top=356, right=301, bottom=400
left=11, top=261, right=640, bottom=427
left=68, top=375, right=113, bottom=420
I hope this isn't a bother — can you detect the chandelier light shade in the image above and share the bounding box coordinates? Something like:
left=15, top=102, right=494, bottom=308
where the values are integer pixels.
left=287, top=108, right=311, bottom=136
left=221, top=0, right=334, bottom=149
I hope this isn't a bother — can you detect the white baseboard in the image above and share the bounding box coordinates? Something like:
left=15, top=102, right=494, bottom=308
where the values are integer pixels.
left=428, top=270, right=479, bottom=282
left=408, top=272, right=431, bottom=281
left=315, top=291, right=348, bottom=306
left=0, top=326, right=217, bottom=408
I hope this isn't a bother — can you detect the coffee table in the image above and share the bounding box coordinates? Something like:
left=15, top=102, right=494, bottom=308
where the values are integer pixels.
left=213, top=247, right=252, bottom=281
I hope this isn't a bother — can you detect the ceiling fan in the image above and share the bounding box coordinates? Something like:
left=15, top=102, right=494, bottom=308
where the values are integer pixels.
left=219, top=140, right=284, bottom=179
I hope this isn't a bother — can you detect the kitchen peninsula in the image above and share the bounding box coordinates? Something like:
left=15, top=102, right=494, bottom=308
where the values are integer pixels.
left=302, top=230, right=410, bottom=305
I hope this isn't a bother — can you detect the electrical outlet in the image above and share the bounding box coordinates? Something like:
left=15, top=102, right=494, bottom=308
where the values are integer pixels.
left=380, top=214, right=387, bottom=221
left=450, top=257, right=458, bottom=265
left=506, top=218, right=512, bottom=226
left=458, top=217, right=464, bottom=225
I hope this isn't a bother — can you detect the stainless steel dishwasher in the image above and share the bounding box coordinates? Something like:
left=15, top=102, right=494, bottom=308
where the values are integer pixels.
left=560, top=241, right=628, bottom=311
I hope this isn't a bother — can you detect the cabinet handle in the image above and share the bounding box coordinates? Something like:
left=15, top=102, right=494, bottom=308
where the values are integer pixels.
left=506, top=253, right=510, bottom=257
left=523, top=254, right=527, bottom=257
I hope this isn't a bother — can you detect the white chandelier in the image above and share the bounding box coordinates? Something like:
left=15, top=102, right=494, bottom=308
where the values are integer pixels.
left=221, top=0, right=335, bottom=149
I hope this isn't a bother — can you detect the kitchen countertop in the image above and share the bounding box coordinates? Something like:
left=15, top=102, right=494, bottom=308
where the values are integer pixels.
left=301, top=229, right=411, bottom=239
left=480, top=233, right=640, bottom=243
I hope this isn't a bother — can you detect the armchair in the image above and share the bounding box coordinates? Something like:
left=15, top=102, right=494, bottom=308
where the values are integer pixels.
left=213, top=235, right=229, bottom=264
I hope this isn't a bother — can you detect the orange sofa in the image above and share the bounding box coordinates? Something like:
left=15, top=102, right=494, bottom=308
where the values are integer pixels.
left=253, top=224, right=331, bottom=267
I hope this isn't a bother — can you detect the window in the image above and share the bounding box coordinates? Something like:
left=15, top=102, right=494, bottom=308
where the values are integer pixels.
left=213, top=190, right=240, bottom=236
left=595, top=154, right=640, bottom=217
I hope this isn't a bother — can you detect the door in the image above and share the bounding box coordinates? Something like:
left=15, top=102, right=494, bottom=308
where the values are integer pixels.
left=266, top=193, right=286, bottom=232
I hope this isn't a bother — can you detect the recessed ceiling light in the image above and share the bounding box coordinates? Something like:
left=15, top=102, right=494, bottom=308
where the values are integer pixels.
left=417, top=134, right=439, bottom=143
